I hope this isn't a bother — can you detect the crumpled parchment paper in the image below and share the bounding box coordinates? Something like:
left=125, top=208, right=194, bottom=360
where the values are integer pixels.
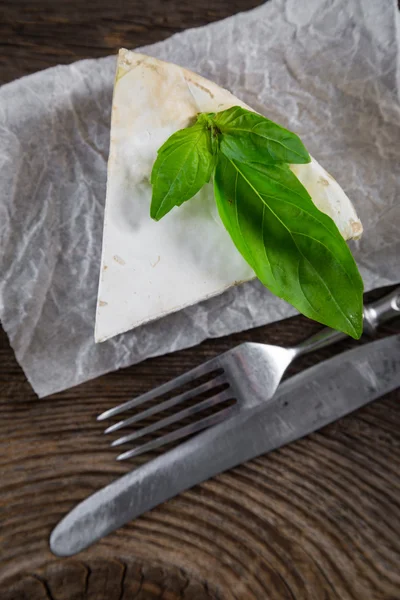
left=0, top=0, right=399, bottom=398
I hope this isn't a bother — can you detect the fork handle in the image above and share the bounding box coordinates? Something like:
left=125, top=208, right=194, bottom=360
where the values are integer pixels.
left=292, top=286, right=400, bottom=357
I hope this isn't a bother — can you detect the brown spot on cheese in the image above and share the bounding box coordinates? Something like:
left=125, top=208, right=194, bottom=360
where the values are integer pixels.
left=99, top=300, right=108, bottom=307
left=116, top=56, right=147, bottom=81
left=185, top=77, right=214, bottom=98
left=133, top=58, right=145, bottom=68
left=318, top=176, right=329, bottom=186
left=113, top=255, right=126, bottom=266
left=143, top=61, right=161, bottom=74
left=324, top=170, right=336, bottom=182
left=350, top=219, right=363, bottom=238
left=103, top=265, right=108, bottom=271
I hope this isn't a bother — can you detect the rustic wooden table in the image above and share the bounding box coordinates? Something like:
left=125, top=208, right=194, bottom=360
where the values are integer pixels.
left=1, top=2, right=400, bottom=599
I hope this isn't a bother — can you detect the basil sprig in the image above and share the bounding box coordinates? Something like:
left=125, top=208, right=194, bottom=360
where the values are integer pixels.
left=150, top=106, right=363, bottom=338
left=214, top=106, right=311, bottom=164
left=150, top=123, right=215, bottom=220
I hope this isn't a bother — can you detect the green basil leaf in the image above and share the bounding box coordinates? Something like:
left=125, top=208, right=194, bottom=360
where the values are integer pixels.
left=214, top=154, right=363, bottom=338
left=150, top=123, right=214, bottom=220
left=212, top=106, right=311, bottom=165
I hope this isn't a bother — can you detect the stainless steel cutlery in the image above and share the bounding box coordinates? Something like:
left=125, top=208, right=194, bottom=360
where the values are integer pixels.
left=51, top=332, right=400, bottom=556
left=98, top=288, right=400, bottom=460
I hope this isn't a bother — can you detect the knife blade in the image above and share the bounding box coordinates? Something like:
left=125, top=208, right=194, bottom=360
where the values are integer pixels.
left=50, top=334, right=400, bottom=557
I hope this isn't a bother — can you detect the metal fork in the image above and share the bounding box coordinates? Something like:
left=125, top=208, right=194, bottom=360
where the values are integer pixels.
left=98, top=288, right=400, bottom=460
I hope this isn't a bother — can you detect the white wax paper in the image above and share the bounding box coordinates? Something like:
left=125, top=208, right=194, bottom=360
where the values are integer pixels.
left=0, top=0, right=399, bottom=397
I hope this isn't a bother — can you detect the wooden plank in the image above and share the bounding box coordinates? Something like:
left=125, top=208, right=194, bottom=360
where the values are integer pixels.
left=1, top=0, right=400, bottom=596
left=0, top=0, right=263, bottom=84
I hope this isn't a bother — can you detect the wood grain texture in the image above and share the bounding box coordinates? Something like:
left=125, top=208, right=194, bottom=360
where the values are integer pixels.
left=1, top=0, right=400, bottom=597
left=1, top=290, right=400, bottom=599
left=0, top=0, right=263, bottom=85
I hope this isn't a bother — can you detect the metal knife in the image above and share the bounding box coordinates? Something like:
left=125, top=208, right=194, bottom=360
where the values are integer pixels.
left=50, top=334, right=400, bottom=557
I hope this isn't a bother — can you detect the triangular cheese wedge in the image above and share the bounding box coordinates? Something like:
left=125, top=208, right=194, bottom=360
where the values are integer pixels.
left=95, top=49, right=362, bottom=343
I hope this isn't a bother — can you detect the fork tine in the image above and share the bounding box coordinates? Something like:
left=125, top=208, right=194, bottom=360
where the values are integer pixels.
left=104, top=373, right=227, bottom=434
left=111, top=388, right=233, bottom=447
left=116, top=404, right=237, bottom=461
left=98, top=359, right=222, bottom=422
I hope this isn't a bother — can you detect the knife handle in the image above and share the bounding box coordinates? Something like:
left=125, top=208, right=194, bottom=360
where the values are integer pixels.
left=363, top=286, right=400, bottom=335
left=294, top=287, right=400, bottom=357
